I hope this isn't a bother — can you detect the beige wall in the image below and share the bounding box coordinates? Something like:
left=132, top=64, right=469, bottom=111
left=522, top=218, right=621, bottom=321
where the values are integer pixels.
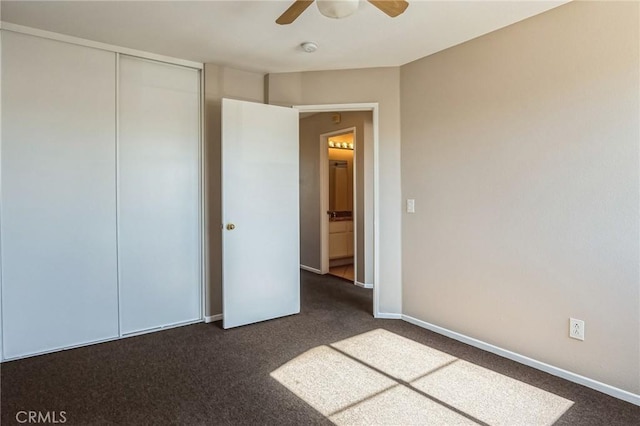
left=299, top=112, right=373, bottom=284
left=267, top=67, right=402, bottom=314
left=400, top=1, right=639, bottom=394
left=204, top=64, right=264, bottom=316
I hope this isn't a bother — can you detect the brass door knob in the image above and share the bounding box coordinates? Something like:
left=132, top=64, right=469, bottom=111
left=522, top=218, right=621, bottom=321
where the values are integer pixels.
left=226, top=224, right=236, bottom=230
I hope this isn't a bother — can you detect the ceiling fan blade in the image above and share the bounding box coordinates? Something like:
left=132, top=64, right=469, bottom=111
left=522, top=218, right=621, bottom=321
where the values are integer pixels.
left=276, top=0, right=315, bottom=25
left=368, top=0, right=409, bottom=18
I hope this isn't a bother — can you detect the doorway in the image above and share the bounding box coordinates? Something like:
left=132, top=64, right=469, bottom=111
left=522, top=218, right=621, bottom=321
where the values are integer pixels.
left=324, top=130, right=356, bottom=282
left=220, top=101, right=381, bottom=326
left=297, top=106, right=376, bottom=307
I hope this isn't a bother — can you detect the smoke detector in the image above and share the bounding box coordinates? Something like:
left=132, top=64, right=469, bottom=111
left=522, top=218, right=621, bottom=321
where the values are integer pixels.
left=300, top=41, right=319, bottom=53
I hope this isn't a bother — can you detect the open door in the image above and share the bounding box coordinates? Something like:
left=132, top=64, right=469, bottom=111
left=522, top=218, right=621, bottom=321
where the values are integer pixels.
left=221, top=98, right=300, bottom=329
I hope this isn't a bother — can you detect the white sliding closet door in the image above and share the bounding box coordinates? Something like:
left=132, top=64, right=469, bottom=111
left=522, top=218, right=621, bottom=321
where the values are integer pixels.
left=1, top=32, right=119, bottom=358
left=118, top=56, right=201, bottom=334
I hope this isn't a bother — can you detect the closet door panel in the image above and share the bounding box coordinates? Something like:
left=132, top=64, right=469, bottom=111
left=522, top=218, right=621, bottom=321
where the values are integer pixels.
left=1, top=32, right=118, bottom=358
left=118, top=56, right=200, bottom=334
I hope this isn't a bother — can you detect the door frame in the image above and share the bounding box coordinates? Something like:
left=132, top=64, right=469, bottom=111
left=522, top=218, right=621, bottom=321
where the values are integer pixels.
left=320, top=127, right=357, bottom=279
left=295, top=103, right=380, bottom=317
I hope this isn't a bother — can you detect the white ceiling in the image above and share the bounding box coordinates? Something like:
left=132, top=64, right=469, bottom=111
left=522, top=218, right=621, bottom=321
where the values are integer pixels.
left=1, top=0, right=569, bottom=73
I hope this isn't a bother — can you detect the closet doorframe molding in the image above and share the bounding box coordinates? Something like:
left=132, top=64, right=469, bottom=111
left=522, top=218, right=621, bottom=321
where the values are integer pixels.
left=0, top=22, right=203, bottom=69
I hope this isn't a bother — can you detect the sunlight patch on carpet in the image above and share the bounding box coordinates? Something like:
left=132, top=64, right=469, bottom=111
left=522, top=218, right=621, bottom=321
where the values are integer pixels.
left=412, top=359, right=574, bottom=425
left=270, top=345, right=396, bottom=416
left=331, top=329, right=457, bottom=382
left=271, top=329, right=574, bottom=425
left=330, top=384, right=476, bottom=425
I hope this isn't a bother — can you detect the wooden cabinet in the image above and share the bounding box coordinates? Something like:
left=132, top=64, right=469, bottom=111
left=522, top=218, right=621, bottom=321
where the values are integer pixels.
left=329, top=220, right=354, bottom=259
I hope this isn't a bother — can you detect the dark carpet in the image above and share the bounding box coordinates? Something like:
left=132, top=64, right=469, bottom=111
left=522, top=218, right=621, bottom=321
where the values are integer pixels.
left=1, top=271, right=638, bottom=425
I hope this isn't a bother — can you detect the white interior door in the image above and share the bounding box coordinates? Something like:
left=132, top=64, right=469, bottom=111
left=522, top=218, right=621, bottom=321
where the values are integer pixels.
left=222, top=98, right=300, bottom=329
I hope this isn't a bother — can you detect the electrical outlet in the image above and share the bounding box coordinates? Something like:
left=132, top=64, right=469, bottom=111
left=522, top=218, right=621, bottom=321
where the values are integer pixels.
left=569, top=318, right=585, bottom=341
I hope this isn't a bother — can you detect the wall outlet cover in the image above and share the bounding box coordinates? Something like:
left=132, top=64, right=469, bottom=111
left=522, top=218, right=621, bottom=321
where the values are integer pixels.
left=569, top=318, right=585, bottom=341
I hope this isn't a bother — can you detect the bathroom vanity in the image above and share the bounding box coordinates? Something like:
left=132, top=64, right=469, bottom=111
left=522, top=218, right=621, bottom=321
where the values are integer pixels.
left=329, top=213, right=354, bottom=261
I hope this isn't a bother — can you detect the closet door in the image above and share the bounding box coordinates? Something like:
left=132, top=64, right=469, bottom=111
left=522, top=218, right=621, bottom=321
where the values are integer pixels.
left=118, top=56, right=201, bottom=334
left=1, top=32, right=119, bottom=358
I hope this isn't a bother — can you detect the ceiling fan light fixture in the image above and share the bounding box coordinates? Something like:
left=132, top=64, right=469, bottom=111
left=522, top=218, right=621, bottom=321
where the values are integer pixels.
left=317, top=0, right=359, bottom=19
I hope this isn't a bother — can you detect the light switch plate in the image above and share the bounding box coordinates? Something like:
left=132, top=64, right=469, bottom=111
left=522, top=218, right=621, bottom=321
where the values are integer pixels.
left=407, top=199, right=415, bottom=213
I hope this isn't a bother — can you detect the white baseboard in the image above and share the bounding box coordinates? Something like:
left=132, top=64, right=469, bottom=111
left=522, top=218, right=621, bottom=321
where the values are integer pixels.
left=300, top=264, right=322, bottom=274
left=401, top=314, right=640, bottom=406
left=375, top=312, right=402, bottom=320
left=204, top=314, right=223, bottom=323
left=355, top=281, right=373, bottom=289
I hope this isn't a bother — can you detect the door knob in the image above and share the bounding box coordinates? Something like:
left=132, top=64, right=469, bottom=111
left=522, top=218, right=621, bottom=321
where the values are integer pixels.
left=226, top=223, right=236, bottom=230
